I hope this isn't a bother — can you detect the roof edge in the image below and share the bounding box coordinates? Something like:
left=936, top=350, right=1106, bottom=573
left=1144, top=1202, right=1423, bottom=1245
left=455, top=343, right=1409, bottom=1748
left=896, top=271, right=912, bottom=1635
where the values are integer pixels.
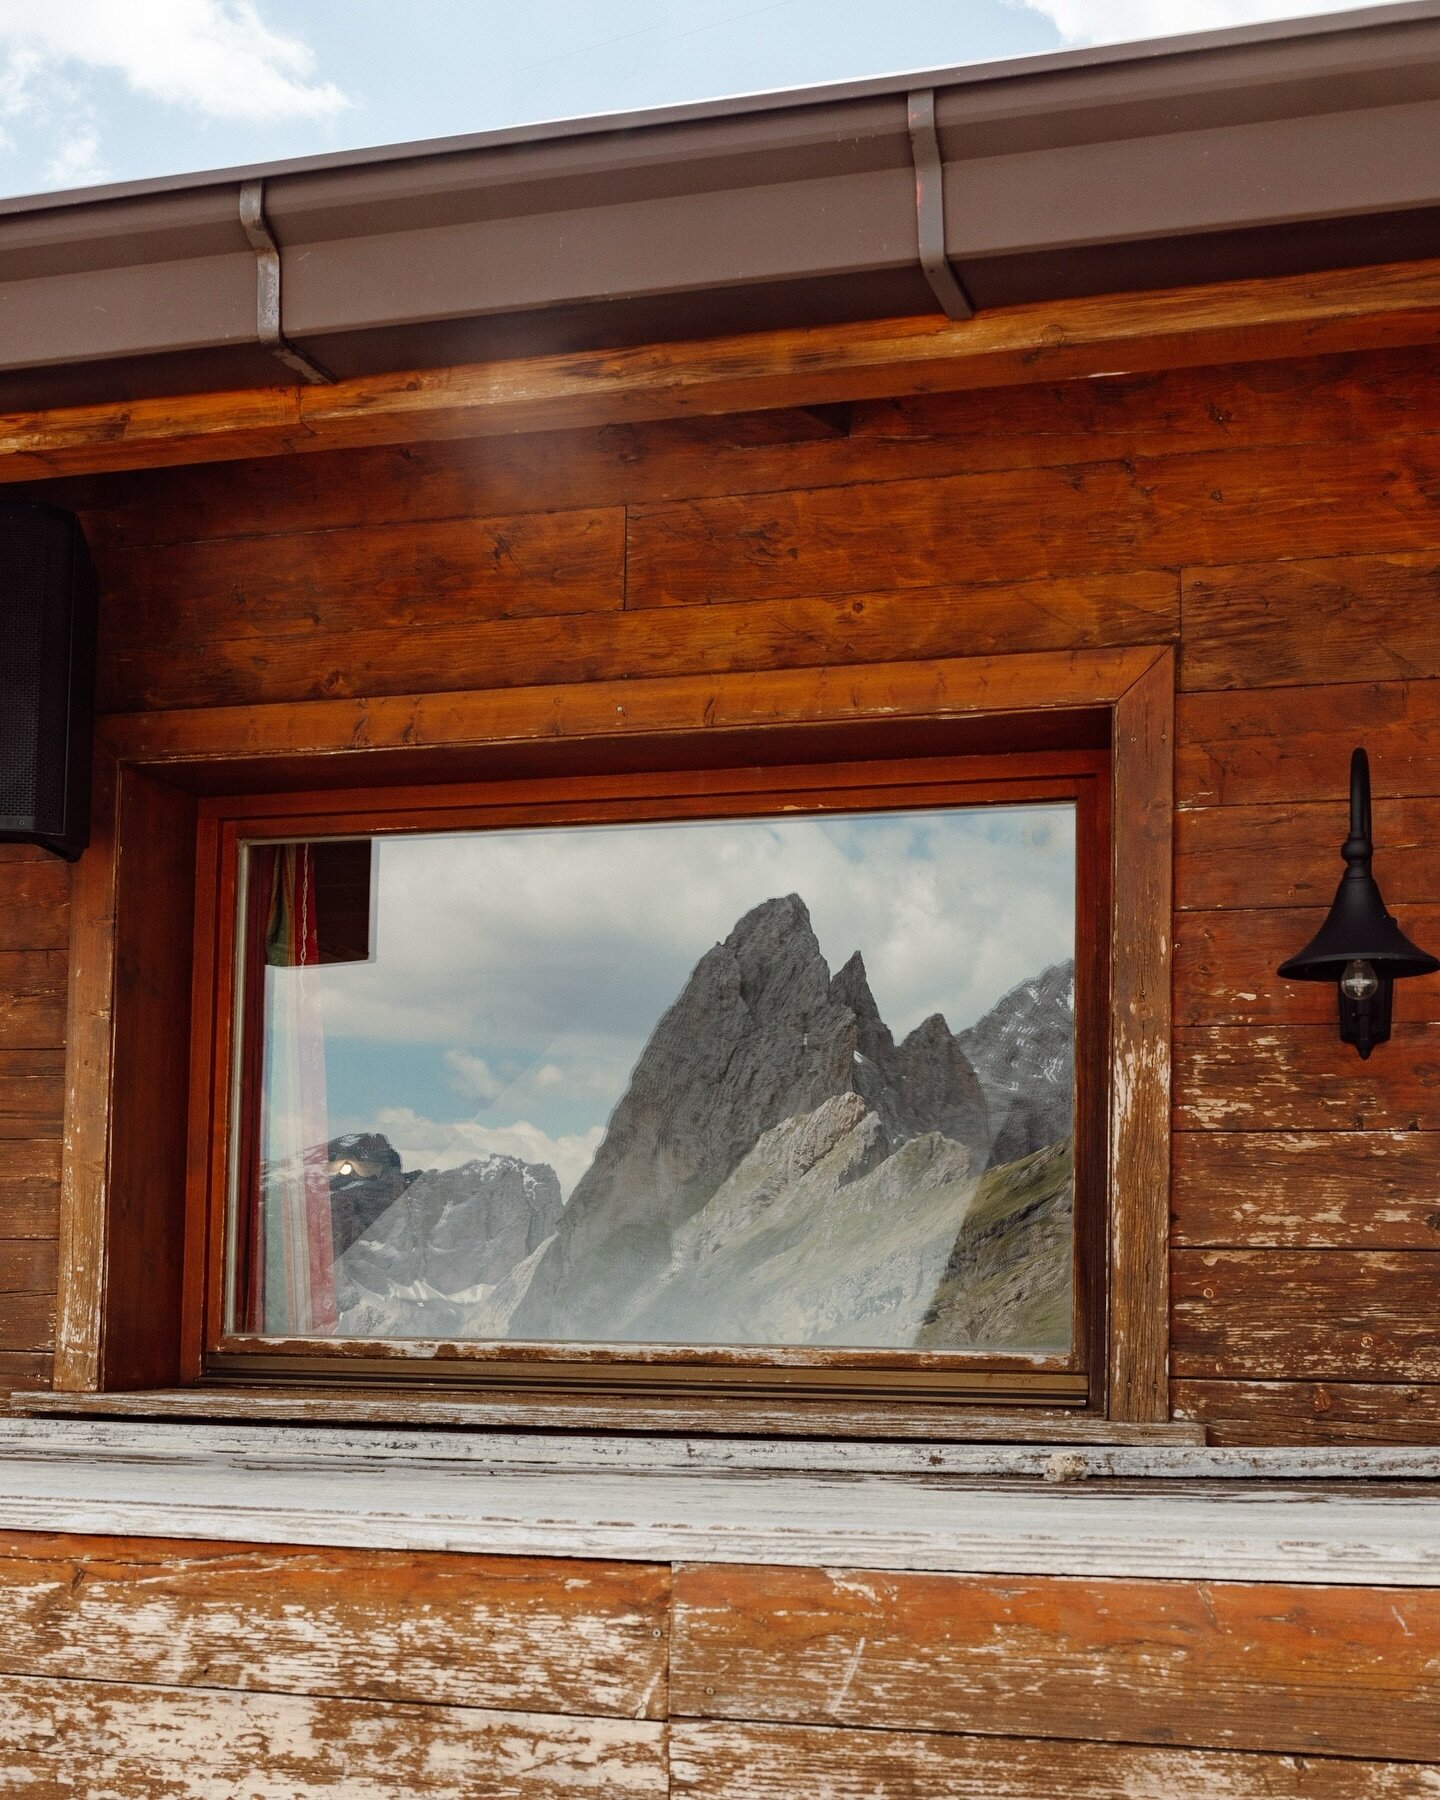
left=1, top=0, right=1437, bottom=216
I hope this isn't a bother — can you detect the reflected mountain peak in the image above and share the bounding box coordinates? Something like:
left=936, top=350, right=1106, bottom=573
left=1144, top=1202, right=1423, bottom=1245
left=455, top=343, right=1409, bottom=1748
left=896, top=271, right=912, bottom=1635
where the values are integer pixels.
left=329, top=893, right=1077, bottom=1354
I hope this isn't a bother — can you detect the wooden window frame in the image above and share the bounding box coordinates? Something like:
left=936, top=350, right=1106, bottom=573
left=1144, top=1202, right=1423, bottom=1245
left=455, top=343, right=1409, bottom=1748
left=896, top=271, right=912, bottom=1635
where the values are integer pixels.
left=55, top=646, right=1173, bottom=1429
left=197, top=751, right=1108, bottom=1405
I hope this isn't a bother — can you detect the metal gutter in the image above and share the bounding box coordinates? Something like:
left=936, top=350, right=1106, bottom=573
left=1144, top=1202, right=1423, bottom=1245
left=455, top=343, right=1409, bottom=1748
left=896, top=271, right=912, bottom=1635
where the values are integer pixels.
left=1, top=1, right=1438, bottom=409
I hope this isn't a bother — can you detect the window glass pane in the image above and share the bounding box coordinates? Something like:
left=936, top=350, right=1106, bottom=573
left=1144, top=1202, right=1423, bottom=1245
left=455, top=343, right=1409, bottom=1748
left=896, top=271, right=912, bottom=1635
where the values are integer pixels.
left=229, top=804, right=1077, bottom=1353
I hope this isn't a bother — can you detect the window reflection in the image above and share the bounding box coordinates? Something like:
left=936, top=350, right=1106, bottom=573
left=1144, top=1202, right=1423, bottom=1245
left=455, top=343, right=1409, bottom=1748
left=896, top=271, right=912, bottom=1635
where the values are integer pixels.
left=231, top=806, right=1078, bottom=1353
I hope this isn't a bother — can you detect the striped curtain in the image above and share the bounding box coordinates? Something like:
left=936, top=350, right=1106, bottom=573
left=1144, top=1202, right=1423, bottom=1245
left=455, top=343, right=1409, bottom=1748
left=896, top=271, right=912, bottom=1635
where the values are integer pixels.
left=241, top=844, right=338, bottom=1336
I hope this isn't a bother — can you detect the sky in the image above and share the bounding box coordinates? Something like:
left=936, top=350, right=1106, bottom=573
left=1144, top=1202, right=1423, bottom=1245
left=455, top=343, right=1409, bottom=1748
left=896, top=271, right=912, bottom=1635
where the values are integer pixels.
left=266, top=803, right=1076, bottom=1193
left=0, top=0, right=1373, bottom=201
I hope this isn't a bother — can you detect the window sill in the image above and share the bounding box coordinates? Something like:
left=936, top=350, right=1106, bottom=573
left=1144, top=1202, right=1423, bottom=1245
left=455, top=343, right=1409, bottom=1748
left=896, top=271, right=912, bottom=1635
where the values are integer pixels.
left=1, top=1413, right=1436, bottom=1586
left=14, top=1386, right=1195, bottom=1443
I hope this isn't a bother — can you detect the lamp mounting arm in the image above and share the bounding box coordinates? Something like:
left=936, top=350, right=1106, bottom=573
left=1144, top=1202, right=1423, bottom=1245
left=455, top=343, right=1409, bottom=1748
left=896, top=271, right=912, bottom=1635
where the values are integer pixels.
left=1342, top=747, right=1373, bottom=875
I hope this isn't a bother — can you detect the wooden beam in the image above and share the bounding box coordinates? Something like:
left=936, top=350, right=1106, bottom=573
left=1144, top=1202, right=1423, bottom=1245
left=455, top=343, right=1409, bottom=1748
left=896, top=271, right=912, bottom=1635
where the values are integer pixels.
left=3, top=258, right=1440, bottom=481
left=97, top=647, right=1163, bottom=771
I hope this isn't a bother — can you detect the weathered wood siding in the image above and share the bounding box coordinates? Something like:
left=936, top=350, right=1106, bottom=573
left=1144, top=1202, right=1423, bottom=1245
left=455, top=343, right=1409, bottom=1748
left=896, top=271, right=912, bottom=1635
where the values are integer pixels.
left=3, top=341, right=1439, bottom=1440
left=0, top=1529, right=1434, bottom=1795
left=0, top=847, right=66, bottom=1399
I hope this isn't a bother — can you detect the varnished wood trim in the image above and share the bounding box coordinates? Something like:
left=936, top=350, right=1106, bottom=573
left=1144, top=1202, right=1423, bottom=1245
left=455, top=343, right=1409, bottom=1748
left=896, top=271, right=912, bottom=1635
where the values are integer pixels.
left=206, top=1352, right=1088, bottom=1405
left=4, top=259, right=1440, bottom=480
left=98, top=647, right=1163, bottom=769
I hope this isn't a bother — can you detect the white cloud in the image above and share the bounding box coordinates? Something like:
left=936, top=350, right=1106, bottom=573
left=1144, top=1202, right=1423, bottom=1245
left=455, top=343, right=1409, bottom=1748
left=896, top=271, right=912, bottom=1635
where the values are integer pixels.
left=370, top=1107, right=604, bottom=1201
left=1013, top=0, right=1362, bottom=44
left=444, top=1050, right=503, bottom=1103
left=311, top=804, right=1074, bottom=1060
left=0, top=1, right=348, bottom=124
left=44, top=124, right=105, bottom=187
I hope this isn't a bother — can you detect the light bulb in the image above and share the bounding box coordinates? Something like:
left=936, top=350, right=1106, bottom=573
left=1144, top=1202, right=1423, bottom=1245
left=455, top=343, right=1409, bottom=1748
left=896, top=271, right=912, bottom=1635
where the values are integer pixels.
left=1340, top=959, right=1379, bottom=1002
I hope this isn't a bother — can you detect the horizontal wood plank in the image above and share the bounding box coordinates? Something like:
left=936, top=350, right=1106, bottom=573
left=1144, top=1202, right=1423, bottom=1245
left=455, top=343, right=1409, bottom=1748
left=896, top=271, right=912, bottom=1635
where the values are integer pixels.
left=1173, top=1379, right=1440, bottom=1445
left=627, top=463, right=1153, bottom=606
left=1174, top=1025, right=1440, bottom=1131
left=670, top=1563, right=1439, bottom=1760
left=69, top=410, right=873, bottom=549
left=8, top=254, right=1440, bottom=481
left=1175, top=907, right=1440, bottom=1026
left=628, top=440, right=1440, bottom=610
left=0, top=1240, right=55, bottom=1295
left=0, top=951, right=65, bottom=1051
left=0, top=1292, right=53, bottom=1353
left=1181, top=553, right=1440, bottom=692
left=0, top=1189, right=59, bottom=1241
left=1177, top=681, right=1440, bottom=808
left=0, top=1138, right=60, bottom=1241
left=856, top=345, right=1440, bottom=458
left=0, top=1674, right=667, bottom=1797
left=60, top=345, right=1440, bottom=554
left=0, top=1352, right=50, bottom=1397
left=1175, top=796, right=1440, bottom=910
left=1173, top=1249, right=1440, bottom=1381
left=0, top=1533, right=668, bottom=1719
left=0, top=1139, right=60, bottom=1184
left=1173, top=1131, right=1440, bottom=1248
left=99, top=507, right=625, bottom=659
left=100, top=571, right=1178, bottom=711
left=669, top=1720, right=1436, bottom=1799
left=0, top=859, right=69, bottom=952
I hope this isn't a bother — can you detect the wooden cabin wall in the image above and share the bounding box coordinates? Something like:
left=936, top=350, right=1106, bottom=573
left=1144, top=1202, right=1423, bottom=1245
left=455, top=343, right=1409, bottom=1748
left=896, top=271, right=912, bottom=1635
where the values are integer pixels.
left=0, top=845, right=66, bottom=1400
left=0, top=1526, right=1436, bottom=1794
left=2, top=339, right=1438, bottom=1442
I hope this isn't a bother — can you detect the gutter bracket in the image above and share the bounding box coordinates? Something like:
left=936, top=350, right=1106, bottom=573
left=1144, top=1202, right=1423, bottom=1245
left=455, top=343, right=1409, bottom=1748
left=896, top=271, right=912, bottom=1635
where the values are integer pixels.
left=907, top=89, right=974, bottom=321
left=239, top=179, right=335, bottom=385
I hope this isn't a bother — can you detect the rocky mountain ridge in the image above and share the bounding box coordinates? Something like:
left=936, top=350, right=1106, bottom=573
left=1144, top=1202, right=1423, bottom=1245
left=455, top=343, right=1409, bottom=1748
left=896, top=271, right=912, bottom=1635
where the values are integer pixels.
left=334, top=1151, right=562, bottom=1339
left=959, top=958, right=1076, bottom=1164
left=508, top=894, right=990, bottom=1340
left=333, top=896, right=1076, bottom=1351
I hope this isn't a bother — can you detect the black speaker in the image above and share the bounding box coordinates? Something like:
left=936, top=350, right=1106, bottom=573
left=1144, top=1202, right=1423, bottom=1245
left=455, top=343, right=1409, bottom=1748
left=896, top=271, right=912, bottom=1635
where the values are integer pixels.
left=0, top=498, right=98, bottom=861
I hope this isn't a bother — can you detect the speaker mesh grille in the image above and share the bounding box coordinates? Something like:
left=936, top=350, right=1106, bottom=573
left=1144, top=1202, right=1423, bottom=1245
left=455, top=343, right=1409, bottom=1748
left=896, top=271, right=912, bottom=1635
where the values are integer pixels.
left=0, top=507, right=73, bottom=835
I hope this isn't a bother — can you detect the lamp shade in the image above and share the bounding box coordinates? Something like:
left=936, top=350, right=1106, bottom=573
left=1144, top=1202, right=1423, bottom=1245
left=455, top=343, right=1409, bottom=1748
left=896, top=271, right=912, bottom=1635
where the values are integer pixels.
left=1276, top=749, right=1439, bottom=983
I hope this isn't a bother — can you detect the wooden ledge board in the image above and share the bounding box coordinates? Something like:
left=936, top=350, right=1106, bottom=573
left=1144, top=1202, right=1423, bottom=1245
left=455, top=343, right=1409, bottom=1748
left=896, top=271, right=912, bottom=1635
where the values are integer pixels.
left=0, top=1423, right=1434, bottom=1583
left=4, top=1416, right=1436, bottom=1481
left=3, top=257, right=1440, bottom=482
left=12, top=1388, right=1203, bottom=1444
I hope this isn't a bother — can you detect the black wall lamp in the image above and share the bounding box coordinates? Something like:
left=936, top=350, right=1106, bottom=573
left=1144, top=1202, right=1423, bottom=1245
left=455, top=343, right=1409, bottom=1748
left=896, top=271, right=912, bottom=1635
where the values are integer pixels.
left=1277, top=749, right=1438, bottom=1058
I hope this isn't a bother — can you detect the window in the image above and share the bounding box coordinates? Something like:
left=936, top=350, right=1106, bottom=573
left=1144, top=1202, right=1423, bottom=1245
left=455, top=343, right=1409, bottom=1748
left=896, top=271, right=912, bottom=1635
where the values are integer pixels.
left=196, top=751, right=1108, bottom=1404
left=59, top=647, right=1171, bottom=1425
